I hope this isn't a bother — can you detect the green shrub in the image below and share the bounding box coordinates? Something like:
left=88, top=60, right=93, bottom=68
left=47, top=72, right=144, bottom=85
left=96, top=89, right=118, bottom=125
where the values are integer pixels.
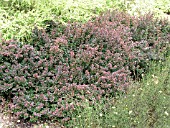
left=0, top=0, right=126, bottom=42
left=122, top=0, right=170, bottom=19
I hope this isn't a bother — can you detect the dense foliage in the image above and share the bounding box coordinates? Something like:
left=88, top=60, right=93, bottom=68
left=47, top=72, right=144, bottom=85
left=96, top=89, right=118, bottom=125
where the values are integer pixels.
left=0, top=0, right=125, bottom=42
left=0, top=10, right=169, bottom=123
left=69, top=56, right=170, bottom=128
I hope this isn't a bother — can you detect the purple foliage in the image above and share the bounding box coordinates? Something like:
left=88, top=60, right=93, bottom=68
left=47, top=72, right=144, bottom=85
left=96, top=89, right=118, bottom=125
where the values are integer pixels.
left=0, top=10, right=169, bottom=123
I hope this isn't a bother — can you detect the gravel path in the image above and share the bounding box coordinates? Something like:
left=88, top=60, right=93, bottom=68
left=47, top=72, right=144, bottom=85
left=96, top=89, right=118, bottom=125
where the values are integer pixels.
left=0, top=113, right=64, bottom=128
left=0, top=113, right=15, bottom=128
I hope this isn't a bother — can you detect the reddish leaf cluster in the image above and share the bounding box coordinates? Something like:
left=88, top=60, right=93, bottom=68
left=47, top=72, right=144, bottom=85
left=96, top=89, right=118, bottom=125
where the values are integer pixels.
left=0, top=10, right=169, bottom=123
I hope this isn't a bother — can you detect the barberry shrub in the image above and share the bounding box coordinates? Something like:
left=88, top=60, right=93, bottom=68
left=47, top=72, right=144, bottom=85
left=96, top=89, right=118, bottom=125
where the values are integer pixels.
left=0, top=10, right=169, bottom=123
left=64, top=11, right=170, bottom=79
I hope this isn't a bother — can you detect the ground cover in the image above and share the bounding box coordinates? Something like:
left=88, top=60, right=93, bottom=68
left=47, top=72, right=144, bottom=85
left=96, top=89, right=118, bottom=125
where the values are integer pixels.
left=0, top=0, right=170, bottom=128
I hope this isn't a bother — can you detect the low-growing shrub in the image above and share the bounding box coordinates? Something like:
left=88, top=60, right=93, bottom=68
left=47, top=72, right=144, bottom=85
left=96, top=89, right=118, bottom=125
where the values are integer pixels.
left=0, top=0, right=126, bottom=42
left=0, top=38, right=129, bottom=123
left=0, top=10, right=169, bottom=124
left=64, top=11, right=170, bottom=79
left=0, top=0, right=36, bottom=12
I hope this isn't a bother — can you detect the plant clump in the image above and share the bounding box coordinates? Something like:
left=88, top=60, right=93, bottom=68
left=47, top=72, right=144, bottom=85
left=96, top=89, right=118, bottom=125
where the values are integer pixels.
left=0, top=10, right=169, bottom=124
